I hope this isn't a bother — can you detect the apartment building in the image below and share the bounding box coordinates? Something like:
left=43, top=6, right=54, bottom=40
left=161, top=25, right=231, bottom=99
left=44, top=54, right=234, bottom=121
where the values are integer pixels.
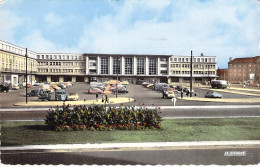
left=169, top=55, right=217, bottom=84
left=0, top=40, right=38, bottom=86
left=228, top=56, right=260, bottom=84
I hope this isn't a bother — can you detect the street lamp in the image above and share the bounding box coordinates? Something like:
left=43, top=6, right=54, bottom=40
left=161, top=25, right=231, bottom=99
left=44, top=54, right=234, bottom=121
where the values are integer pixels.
left=25, top=48, right=28, bottom=104
left=190, top=50, right=193, bottom=97
left=116, top=56, right=119, bottom=98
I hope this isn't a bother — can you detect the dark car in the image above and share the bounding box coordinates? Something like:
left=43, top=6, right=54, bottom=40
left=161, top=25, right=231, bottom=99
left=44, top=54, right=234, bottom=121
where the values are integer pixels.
left=0, top=85, right=10, bottom=92
left=38, top=93, right=52, bottom=101
left=55, top=89, right=67, bottom=101
left=205, top=91, right=222, bottom=99
left=111, top=87, right=128, bottom=94
left=27, top=89, right=42, bottom=97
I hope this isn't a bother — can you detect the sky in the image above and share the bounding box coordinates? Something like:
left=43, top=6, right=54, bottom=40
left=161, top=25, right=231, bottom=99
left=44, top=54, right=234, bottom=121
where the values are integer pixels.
left=0, top=0, right=259, bottom=68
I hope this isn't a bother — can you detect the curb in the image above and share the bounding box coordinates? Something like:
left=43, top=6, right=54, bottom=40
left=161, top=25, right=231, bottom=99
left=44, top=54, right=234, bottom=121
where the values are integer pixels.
left=1, top=141, right=260, bottom=151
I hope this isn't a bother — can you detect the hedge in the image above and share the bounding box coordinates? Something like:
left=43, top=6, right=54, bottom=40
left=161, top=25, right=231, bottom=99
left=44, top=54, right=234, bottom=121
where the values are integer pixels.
left=45, top=104, right=163, bottom=131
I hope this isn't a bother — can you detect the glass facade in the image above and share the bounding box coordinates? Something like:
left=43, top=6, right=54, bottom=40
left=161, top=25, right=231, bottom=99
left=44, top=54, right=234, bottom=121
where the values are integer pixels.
left=101, top=57, right=108, bottom=74
left=125, top=57, right=133, bottom=74
left=149, top=58, right=156, bottom=75
left=137, top=57, right=144, bottom=75
left=113, top=57, right=121, bottom=74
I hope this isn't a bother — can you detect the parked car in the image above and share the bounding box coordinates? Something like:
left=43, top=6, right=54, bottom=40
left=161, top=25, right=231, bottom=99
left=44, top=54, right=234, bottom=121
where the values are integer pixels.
left=33, top=82, right=41, bottom=86
left=26, top=83, right=32, bottom=88
left=55, top=89, right=68, bottom=101
left=27, top=89, right=51, bottom=97
left=87, top=88, right=103, bottom=94
left=163, top=90, right=175, bottom=99
left=18, top=84, right=25, bottom=89
left=121, top=81, right=129, bottom=85
left=0, top=85, right=10, bottom=92
left=52, top=85, right=61, bottom=90
left=57, top=83, right=66, bottom=89
left=111, top=87, right=128, bottom=94
left=205, top=91, right=222, bottom=98
left=67, top=93, right=79, bottom=101
left=38, top=93, right=51, bottom=101
left=12, top=85, right=20, bottom=90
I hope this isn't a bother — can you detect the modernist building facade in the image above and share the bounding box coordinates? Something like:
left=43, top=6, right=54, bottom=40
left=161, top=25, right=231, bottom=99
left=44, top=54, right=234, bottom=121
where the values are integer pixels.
left=0, top=40, right=38, bottom=86
left=228, top=56, right=260, bottom=84
left=0, top=40, right=218, bottom=86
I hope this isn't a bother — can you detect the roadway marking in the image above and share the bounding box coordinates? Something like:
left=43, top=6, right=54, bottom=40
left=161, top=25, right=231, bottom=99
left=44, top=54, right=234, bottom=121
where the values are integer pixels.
left=1, top=105, right=260, bottom=112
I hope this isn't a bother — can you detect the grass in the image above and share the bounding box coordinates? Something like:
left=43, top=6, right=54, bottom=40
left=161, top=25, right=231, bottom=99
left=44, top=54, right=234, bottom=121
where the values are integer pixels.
left=1, top=118, right=260, bottom=146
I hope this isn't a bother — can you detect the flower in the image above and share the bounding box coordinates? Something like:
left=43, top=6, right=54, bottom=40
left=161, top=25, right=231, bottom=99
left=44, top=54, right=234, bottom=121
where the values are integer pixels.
left=84, top=99, right=86, bottom=102
left=159, top=107, right=161, bottom=110
left=152, top=104, right=154, bottom=106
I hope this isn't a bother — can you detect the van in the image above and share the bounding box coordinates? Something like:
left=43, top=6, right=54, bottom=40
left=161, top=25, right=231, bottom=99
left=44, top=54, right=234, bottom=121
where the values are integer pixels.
left=55, top=89, right=67, bottom=101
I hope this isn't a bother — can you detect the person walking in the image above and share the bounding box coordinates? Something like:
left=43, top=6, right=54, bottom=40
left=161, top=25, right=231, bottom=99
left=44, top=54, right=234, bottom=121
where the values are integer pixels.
left=105, top=95, right=109, bottom=103
left=181, top=90, right=183, bottom=99
left=194, top=91, right=197, bottom=97
left=186, top=90, right=189, bottom=97
left=96, top=93, right=98, bottom=102
left=101, top=95, right=104, bottom=103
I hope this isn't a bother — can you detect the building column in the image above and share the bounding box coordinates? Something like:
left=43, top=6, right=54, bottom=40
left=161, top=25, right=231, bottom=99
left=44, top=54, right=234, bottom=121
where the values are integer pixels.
left=157, top=57, right=160, bottom=75
left=85, top=56, right=89, bottom=75
left=121, top=56, right=125, bottom=75
left=47, top=76, right=51, bottom=82
left=133, top=56, right=137, bottom=75
left=145, top=57, right=149, bottom=75
left=167, top=57, right=170, bottom=75
left=109, top=56, right=113, bottom=75
left=59, top=76, right=64, bottom=83
left=97, top=55, right=100, bottom=75
left=72, top=76, right=76, bottom=83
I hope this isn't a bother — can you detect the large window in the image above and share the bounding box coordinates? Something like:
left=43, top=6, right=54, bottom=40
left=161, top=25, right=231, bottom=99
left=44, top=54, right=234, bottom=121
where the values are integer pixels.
left=137, top=57, right=144, bottom=75
left=149, top=58, right=156, bottom=75
left=101, top=57, right=108, bottom=74
left=125, top=57, right=132, bottom=74
left=113, top=57, right=120, bottom=74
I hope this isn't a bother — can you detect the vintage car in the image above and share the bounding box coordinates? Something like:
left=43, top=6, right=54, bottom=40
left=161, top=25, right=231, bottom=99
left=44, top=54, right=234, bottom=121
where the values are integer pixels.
left=205, top=91, right=222, bottom=99
left=12, top=85, right=20, bottom=90
left=87, top=88, right=103, bottom=94
left=55, top=89, right=68, bottom=101
left=67, top=93, right=79, bottom=101
left=163, top=90, right=175, bottom=99
left=0, top=85, right=10, bottom=92
left=33, top=82, right=41, bottom=86
left=38, top=93, right=52, bottom=101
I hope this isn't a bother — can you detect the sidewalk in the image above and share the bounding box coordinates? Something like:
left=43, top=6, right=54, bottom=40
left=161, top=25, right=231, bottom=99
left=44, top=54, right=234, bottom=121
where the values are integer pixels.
left=13, top=97, right=134, bottom=107
left=1, top=141, right=260, bottom=151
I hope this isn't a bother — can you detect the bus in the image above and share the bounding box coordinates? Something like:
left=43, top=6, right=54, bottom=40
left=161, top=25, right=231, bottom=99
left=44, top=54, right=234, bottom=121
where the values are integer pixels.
left=211, top=80, right=227, bottom=89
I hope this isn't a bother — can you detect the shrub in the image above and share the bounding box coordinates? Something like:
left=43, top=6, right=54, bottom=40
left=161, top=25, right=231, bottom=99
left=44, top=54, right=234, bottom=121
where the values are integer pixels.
left=45, top=104, right=162, bottom=131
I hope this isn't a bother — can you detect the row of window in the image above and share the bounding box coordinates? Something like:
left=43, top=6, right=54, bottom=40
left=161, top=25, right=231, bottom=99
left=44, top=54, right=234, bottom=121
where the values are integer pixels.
left=170, top=57, right=215, bottom=63
left=171, top=71, right=216, bottom=75
left=37, top=54, right=83, bottom=60
left=38, top=61, right=85, bottom=66
left=170, top=64, right=216, bottom=69
left=38, top=68, right=86, bottom=73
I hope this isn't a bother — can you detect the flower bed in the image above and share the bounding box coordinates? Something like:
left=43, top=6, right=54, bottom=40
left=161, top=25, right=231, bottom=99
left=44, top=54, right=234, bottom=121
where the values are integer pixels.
left=45, top=104, right=162, bottom=131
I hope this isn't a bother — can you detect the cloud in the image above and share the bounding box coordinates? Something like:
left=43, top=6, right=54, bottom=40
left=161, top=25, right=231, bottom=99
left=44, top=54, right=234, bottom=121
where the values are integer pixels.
left=44, top=12, right=64, bottom=27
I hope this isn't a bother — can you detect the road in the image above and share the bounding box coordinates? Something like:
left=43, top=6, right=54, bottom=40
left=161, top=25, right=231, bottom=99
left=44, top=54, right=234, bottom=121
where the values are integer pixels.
left=1, top=147, right=259, bottom=165
left=1, top=105, right=260, bottom=121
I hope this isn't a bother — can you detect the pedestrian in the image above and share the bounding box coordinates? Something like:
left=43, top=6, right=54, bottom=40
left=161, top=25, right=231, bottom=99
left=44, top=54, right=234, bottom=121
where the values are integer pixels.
left=243, top=84, right=246, bottom=88
left=96, top=93, right=98, bottom=102
left=101, top=95, right=104, bottom=103
left=186, top=90, right=189, bottom=97
left=181, top=90, right=183, bottom=99
left=105, top=95, right=109, bottom=103
left=162, top=91, right=165, bottom=98
left=194, top=91, right=197, bottom=97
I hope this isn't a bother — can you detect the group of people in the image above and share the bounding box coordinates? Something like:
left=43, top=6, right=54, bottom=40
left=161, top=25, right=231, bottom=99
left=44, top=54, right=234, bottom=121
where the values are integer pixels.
left=95, top=94, right=109, bottom=103
left=180, top=89, right=197, bottom=98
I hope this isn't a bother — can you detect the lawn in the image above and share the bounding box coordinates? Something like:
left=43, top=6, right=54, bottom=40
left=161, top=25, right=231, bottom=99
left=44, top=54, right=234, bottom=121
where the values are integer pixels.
left=1, top=118, right=260, bottom=146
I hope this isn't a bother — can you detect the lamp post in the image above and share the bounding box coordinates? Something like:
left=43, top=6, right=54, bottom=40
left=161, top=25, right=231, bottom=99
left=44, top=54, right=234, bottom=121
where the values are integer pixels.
left=116, top=56, right=119, bottom=98
left=25, top=48, right=28, bottom=104
left=190, top=50, right=193, bottom=97
left=31, top=62, right=32, bottom=84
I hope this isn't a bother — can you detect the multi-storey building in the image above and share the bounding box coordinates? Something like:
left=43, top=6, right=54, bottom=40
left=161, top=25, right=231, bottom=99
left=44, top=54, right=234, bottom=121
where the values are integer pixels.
left=0, top=40, right=218, bottom=85
left=228, top=56, right=260, bottom=84
left=0, top=40, right=38, bottom=86
left=217, top=69, right=228, bottom=81
left=169, top=55, right=217, bottom=85
left=36, top=53, right=171, bottom=84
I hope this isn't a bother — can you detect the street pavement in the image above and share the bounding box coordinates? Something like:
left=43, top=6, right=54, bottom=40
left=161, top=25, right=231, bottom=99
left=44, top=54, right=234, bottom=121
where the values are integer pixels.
left=1, top=141, right=260, bottom=165
left=1, top=105, right=260, bottom=121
